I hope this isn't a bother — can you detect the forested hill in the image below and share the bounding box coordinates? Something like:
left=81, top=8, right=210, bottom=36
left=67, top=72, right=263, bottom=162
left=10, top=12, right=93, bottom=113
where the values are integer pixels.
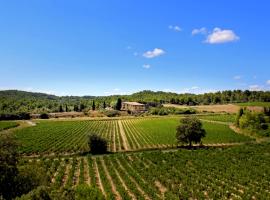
left=0, top=90, right=270, bottom=114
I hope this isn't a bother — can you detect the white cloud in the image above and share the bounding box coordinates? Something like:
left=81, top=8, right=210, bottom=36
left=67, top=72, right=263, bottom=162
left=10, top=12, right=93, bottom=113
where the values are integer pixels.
left=233, top=75, right=241, bottom=80
left=249, top=85, right=263, bottom=91
left=143, top=48, right=165, bottom=58
left=179, top=86, right=217, bottom=94
left=191, top=86, right=199, bottom=90
left=205, top=28, right=239, bottom=44
left=266, top=80, right=270, bottom=85
left=142, top=64, right=151, bottom=69
left=169, top=25, right=182, bottom=32
left=192, top=27, right=207, bottom=35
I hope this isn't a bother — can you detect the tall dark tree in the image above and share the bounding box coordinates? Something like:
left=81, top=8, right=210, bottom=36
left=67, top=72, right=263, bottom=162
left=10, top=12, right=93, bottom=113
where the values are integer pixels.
left=103, top=101, right=106, bottom=109
left=176, top=117, right=206, bottom=147
left=80, top=103, right=85, bottom=112
left=92, top=101, right=96, bottom=111
left=59, top=105, right=63, bottom=112
left=65, top=105, right=68, bottom=112
left=115, top=98, right=122, bottom=111
left=74, top=105, right=79, bottom=112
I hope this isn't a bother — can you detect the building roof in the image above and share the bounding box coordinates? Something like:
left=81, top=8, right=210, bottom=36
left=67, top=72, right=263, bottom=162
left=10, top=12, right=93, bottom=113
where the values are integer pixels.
left=122, top=102, right=145, bottom=106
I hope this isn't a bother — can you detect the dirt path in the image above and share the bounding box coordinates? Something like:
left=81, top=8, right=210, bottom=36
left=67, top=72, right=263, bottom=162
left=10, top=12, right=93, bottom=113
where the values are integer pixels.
left=83, top=157, right=91, bottom=185
left=155, top=181, right=167, bottom=199
left=199, top=119, right=231, bottom=125
left=100, top=158, right=122, bottom=200
left=73, top=158, right=81, bottom=187
left=93, top=157, right=106, bottom=198
left=118, top=120, right=130, bottom=150
left=62, top=159, right=73, bottom=187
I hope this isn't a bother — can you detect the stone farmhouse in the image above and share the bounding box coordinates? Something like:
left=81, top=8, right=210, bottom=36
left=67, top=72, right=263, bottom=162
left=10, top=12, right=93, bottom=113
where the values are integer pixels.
left=121, top=102, right=146, bottom=112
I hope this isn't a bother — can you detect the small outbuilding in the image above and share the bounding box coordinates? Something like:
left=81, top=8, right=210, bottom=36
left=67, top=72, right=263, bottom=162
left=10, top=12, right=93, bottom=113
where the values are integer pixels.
left=121, top=102, right=146, bottom=112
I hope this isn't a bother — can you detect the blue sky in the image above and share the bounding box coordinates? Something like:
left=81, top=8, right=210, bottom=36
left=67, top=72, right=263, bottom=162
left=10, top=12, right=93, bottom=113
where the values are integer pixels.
left=0, top=0, right=269, bottom=96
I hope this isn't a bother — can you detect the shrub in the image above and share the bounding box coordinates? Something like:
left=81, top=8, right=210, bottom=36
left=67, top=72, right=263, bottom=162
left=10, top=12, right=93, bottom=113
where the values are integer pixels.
left=88, top=134, right=108, bottom=154
left=102, top=110, right=121, bottom=117
left=39, top=113, right=49, bottom=119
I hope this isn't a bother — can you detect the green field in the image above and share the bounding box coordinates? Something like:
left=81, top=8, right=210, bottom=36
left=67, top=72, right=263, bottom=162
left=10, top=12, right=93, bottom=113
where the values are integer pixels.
left=28, top=142, right=270, bottom=199
left=0, top=121, right=18, bottom=131
left=14, top=117, right=252, bottom=154
left=235, top=102, right=270, bottom=107
left=198, top=114, right=236, bottom=123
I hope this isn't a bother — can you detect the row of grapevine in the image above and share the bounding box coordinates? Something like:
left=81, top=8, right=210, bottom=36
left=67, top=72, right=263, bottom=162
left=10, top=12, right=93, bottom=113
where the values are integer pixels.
left=29, top=142, right=270, bottom=199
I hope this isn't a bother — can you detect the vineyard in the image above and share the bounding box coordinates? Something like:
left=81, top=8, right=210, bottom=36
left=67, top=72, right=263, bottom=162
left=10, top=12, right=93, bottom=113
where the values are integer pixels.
left=0, top=121, right=18, bottom=131
left=14, top=117, right=252, bottom=155
left=27, top=142, right=270, bottom=199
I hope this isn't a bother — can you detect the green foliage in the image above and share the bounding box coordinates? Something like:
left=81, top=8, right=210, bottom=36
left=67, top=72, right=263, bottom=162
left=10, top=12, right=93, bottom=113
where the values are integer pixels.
left=88, top=134, right=108, bottom=154
left=0, top=135, right=48, bottom=200
left=0, top=121, right=18, bottom=131
left=176, top=117, right=206, bottom=146
left=0, top=112, right=30, bottom=120
left=75, top=184, right=104, bottom=200
left=1, top=90, right=269, bottom=114
left=102, top=110, right=121, bottom=117
left=0, top=135, right=19, bottom=199
left=115, top=98, right=122, bottom=111
left=16, top=186, right=51, bottom=200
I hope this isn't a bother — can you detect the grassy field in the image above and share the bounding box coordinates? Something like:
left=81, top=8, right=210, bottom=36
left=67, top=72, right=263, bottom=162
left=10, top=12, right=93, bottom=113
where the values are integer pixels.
left=0, top=121, right=18, bottom=131
left=197, top=114, right=236, bottom=123
left=14, top=117, right=252, bottom=154
left=235, top=102, right=270, bottom=107
left=28, top=142, right=270, bottom=199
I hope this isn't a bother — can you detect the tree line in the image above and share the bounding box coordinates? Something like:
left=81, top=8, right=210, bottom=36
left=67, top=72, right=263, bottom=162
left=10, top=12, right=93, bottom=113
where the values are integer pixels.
left=0, top=89, right=269, bottom=115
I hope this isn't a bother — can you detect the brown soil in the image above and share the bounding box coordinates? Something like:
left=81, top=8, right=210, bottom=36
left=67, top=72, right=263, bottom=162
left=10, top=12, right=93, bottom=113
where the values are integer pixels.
left=93, top=158, right=106, bottom=197
left=118, top=120, right=130, bottom=150
left=83, top=157, right=91, bottom=185
left=100, top=158, right=122, bottom=200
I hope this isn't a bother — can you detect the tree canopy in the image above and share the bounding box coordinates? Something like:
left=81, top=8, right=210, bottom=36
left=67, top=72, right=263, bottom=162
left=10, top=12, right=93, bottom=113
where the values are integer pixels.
left=176, top=117, right=206, bottom=147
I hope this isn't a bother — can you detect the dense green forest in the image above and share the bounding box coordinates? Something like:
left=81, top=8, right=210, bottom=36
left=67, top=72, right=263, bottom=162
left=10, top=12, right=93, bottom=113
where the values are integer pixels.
left=0, top=90, right=269, bottom=114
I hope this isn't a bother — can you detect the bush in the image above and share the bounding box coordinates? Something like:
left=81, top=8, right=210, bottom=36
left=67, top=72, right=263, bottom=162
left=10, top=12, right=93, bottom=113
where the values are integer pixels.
left=102, top=110, right=121, bottom=117
left=88, top=134, right=108, bottom=154
left=0, top=112, right=30, bottom=120
left=75, top=184, right=105, bottom=200
left=39, top=113, right=49, bottom=119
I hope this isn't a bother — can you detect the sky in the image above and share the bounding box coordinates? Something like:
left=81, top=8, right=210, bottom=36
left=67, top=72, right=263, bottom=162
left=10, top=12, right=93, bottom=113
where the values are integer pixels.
left=0, top=0, right=270, bottom=96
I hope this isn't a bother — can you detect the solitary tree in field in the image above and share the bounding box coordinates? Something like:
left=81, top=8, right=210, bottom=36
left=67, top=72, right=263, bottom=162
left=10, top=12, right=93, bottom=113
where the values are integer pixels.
left=176, top=117, right=206, bottom=147
left=88, top=134, right=108, bottom=154
left=115, top=98, right=122, bottom=111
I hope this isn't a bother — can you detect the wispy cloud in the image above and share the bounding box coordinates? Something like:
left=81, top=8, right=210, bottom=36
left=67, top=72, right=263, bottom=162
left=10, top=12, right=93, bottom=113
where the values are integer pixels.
left=169, top=25, right=182, bottom=32
left=191, top=27, right=207, bottom=35
left=233, top=75, right=242, bottom=80
left=249, top=85, right=263, bottom=91
left=266, top=80, right=270, bottom=85
left=205, top=28, right=239, bottom=44
left=143, top=48, right=165, bottom=58
left=142, top=64, right=151, bottom=69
